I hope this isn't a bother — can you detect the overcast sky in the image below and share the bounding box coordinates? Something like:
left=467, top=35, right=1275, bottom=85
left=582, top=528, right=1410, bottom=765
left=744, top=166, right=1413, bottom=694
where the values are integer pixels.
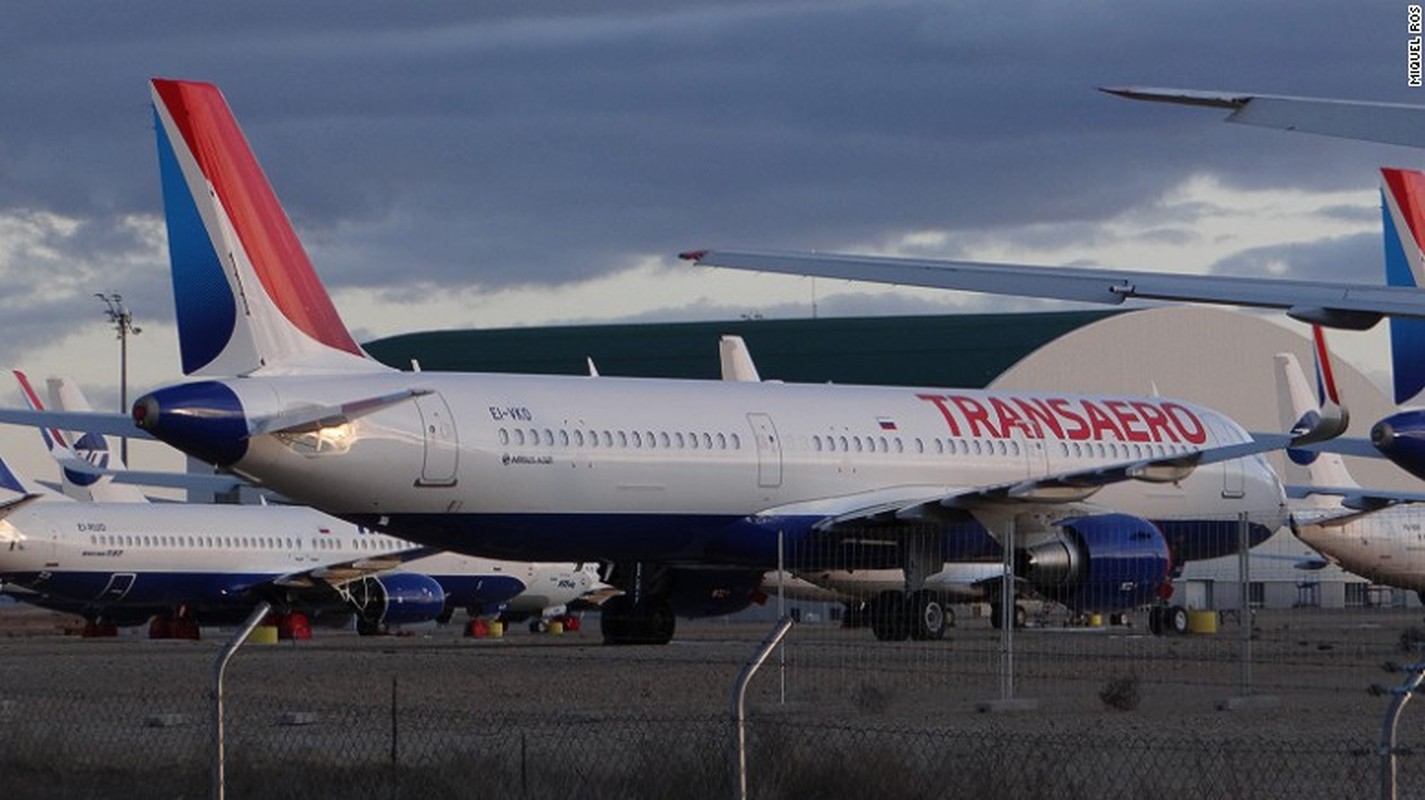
left=0, top=1, right=1421, bottom=474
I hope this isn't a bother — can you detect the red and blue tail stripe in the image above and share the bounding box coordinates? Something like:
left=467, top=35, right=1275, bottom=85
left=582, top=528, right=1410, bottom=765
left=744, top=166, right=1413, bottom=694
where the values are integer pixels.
left=1382, top=168, right=1425, bottom=405
left=151, top=79, right=373, bottom=376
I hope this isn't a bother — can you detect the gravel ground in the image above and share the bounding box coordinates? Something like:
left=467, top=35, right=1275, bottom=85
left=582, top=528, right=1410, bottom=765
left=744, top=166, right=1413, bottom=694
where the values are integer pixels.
left=2, top=603, right=1423, bottom=798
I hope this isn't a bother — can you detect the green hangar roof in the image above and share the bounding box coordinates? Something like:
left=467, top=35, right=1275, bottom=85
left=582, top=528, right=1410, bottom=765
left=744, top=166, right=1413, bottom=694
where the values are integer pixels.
left=363, top=310, right=1123, bottom=389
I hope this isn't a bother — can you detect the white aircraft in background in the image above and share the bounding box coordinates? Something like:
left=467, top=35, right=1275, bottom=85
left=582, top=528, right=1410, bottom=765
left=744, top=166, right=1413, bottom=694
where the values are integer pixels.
left=1278, top=327, right=1425, bottom=602
left=0, top=370, right=601, bottom=637
left=34, top=78, right=1338, bottom=647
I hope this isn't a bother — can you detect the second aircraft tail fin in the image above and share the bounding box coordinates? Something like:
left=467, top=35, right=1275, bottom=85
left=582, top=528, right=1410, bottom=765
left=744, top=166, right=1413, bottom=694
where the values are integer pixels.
left=1274, top=331, right=1357, bottom=497
left=1381, top=167, right=1425, bottom=405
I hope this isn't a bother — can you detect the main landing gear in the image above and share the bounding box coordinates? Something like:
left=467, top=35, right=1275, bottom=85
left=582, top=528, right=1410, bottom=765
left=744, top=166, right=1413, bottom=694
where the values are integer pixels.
left=600, top=593, right=675, bottom=645
left=1147, top=604, right=1190, bottom=636
left=988, top=601, right=1028, bottom=630
left=599, top=562, right=676, bottom=646
left=868, top=589, right=954, bottom=641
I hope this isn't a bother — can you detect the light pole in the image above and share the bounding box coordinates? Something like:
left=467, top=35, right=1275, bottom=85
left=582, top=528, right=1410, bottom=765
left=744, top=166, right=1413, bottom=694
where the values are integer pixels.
left=96, top=292, right=141, bottom=465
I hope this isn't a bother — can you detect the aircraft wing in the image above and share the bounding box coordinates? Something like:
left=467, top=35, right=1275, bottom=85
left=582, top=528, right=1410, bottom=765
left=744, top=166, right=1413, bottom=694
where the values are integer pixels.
left=269, top=545, right=442, bottom=591
left=246, top=388, right=431, bottom=436
left=1099, top=86, right=1425, bottom=150
left=681, top=249, right=1416, bottom=330
left=771, top=431, right=1298, bottom=534
left=1287, top=483, right=1425, bottom=513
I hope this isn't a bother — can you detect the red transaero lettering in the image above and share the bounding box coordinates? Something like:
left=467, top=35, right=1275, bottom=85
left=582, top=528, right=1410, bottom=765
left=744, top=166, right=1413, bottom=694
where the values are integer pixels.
left=914, top=393, right=1208, bottom=445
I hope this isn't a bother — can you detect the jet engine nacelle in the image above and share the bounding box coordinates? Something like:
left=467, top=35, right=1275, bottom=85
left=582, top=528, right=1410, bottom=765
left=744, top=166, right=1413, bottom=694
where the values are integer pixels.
left=1018, top=513, right=1170, bottom=612
left=350, top=573, right=447, bottom=628
left=1372, top=409, right=1425, bottom=481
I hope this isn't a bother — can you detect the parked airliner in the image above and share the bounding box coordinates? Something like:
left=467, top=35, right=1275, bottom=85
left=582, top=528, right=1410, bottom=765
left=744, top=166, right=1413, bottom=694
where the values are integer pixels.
left=1277, top=339, right=1425, bottom=603
left=0, top=371, right=601, bottom=637
left=106, top=79, right=1326, bottom=645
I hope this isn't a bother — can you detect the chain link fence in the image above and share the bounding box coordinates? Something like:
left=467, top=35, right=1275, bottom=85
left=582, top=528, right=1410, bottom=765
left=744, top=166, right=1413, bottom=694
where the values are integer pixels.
left=3, top=603, right=1425, bottom=799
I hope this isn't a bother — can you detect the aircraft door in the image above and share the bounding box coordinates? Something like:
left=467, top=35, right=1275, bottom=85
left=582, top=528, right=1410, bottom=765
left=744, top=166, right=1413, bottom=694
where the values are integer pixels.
left=414, top=393, right=459, bottom=487
left=746, top=413, right=782, bottom=488
left=98, top=573, right=136, bottom=603
left=1204, top=416, right=1245, bottom=499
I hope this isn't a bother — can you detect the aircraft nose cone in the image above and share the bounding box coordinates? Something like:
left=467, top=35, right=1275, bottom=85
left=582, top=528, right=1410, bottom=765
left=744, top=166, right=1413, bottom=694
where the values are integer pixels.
left=1372, top=421, right=1395, bottom=450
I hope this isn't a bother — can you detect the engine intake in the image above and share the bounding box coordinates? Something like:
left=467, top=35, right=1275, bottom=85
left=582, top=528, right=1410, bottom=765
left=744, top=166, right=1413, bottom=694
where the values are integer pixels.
left=348, top=572, right=447, bottom=628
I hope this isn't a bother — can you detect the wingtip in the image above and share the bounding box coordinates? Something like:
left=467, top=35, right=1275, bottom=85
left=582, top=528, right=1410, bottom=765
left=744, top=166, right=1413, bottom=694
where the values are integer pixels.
left=678, top=249, right=709, bottom=262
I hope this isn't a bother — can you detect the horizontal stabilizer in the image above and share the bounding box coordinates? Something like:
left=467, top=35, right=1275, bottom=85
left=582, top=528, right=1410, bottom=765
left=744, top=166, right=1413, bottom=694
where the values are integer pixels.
left=249, top=388, right=431, bottom=436
left=0, top=408, right=155, bottom=440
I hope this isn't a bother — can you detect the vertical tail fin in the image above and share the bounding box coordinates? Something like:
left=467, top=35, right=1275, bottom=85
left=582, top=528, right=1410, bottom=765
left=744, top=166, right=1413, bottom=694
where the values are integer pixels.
left=13, top=371, right=147, bottom=503
left=150, top=79, right=389, bottom=377
left=1381, top=168, right=1425, bottom=405
left=718, top=335, right=762, bottom=382
left=1275, top=339, right=1357, bottom=499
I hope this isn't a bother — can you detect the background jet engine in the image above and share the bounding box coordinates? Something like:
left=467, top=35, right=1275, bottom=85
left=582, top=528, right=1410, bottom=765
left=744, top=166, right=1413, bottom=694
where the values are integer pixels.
left=347, top=573, right=447, bottom=634
left=1019, top=513, right=1171, bottom=612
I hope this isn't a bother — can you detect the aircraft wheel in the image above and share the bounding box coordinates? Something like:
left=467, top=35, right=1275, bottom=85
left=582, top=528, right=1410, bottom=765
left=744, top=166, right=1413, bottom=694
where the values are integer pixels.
left=1168, top=605, right=1190, bottom=635
left=1147, top=606, right=1165, bottom=636
left=907, top=590, right=946, bottom=641
left=355, top=617, right=384, bottom=637
left=638, top=600, right=676, bottom=645
left=600, top=595, right=633, bottom=645
left=869, top=591, right=909, bottom=641
left=992, top=602, right=1026, bottom=629
left=601, top=595, right=674, bottom=645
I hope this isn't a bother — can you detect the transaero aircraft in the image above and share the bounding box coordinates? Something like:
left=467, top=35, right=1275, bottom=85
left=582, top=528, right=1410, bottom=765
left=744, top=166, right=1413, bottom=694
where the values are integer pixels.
left=0, top=372, right=599, bottom=638
left=113, top=79, right=1334, bottom=646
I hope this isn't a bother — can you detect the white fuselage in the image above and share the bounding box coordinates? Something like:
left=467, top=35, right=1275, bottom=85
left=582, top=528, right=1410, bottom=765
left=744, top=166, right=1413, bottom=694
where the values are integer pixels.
left=166, top=372, right=1288, bottom=567
left=1294, top=506, right=1425, bottom=593
left=0, top=498, right=595, bottom=618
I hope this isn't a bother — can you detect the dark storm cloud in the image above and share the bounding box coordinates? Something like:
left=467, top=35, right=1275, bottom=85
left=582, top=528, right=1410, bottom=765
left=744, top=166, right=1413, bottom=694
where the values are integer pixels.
left=1209, top=232, right=1383, bottom=283
left=0, top=0, right=1415, bottom=312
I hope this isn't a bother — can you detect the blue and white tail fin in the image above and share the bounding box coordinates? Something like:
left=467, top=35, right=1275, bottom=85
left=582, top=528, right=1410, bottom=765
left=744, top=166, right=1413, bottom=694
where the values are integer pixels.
left=150, top=79, right=392, bottom=378
left=1275, top=330, right=1357, bottom=506
left=1381, top=168, right=1425, bottom=406
left=13, top=371, right=147, bottom=503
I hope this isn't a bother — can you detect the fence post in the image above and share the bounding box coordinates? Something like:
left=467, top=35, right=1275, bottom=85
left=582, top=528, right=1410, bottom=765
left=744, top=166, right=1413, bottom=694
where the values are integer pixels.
left=732, top=615, right=794, bottom=800
left=211, top=601, right=272, bottom=800
left=1375, top=659, right=1425, bottom=800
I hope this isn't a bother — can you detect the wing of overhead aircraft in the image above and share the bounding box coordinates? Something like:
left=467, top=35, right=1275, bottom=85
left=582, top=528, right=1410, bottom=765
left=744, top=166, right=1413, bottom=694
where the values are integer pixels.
left=680, top=87, right=1425, bottom=330
left=1099, top=86, right=1425, bottom=150
left=680, top=249, right=1420, bottom=331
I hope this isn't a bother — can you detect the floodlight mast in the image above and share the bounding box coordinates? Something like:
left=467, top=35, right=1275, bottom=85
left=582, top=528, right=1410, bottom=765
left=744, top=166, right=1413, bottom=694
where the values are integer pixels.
left=96, top=292, right=141, bottom=464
